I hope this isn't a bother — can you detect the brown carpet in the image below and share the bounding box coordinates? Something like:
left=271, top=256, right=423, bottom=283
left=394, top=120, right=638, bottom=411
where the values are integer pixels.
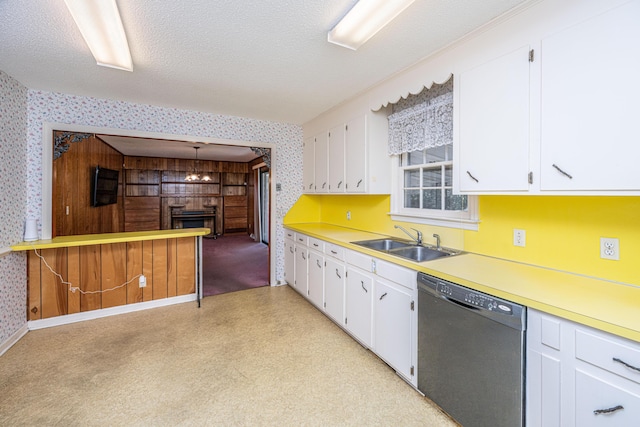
left=0, top=286, right=456, bottom=426
left=202, top=233, right=269, bottom=297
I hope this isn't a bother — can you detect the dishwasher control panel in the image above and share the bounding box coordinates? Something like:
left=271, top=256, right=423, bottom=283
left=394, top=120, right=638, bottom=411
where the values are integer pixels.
left=420, top=273, right=519, bottom=317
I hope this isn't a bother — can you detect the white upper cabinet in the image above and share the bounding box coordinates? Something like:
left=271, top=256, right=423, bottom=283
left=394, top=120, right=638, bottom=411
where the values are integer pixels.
left=303, top=108, right=391, bottom=195
left=302, top=137, right=315, bottom=193
left=453, top=0, right=640, bottom=195
left=539, top=0, right=640, bottom=191
left=314, top=132, right=328, bottom=193
left=457, top=45, right=532, bottom=192
left=328, top=124, right=346, bottom=193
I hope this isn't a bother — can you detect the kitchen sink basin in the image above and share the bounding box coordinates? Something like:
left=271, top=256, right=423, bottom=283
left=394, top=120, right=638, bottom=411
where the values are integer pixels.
left=352, top=238, right=461, bottom=262
left=351, top=238, right=414, bottom=251
left=388, top=246, right=453, bottom=262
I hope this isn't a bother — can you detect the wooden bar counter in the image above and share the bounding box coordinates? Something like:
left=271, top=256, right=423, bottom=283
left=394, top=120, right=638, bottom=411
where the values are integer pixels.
left=12, top=229, right=208, bottom=321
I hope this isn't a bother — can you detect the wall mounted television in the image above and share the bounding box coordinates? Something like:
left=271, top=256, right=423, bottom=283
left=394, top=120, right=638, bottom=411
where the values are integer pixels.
left=91, top=166, right=120, bottom=207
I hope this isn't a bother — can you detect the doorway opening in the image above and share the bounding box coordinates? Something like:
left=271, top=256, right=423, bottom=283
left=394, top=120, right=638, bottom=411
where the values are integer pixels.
left=44, top=124, right=277, bottom=296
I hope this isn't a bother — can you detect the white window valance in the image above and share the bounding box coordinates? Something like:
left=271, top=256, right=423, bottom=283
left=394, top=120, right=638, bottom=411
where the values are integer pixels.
left=387, top=91, right=453, bottom=155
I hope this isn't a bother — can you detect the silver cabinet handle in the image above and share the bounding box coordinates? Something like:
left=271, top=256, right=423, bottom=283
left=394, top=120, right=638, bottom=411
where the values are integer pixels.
left=337, top=181, right=342, bottom=188
left=594, top=405, right=624, bottom=415
left=357, top=179, right=363, bottom=188
left=335, top=269, right=341, bottom=279
left=316, top=260, right=322, bottom=268
left=552, top=164, right=573, bottom=179
left=613, top=357, right=640, bottom=372
left=379, top=292, right=387, bottom=300
left=361, top=281, right=367, bottom=293
left=466, top=171, right=479, bottom=183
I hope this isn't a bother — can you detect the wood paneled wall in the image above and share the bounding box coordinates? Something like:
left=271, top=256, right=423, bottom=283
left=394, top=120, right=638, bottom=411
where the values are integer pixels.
left=27, top=237, right=196, bottom=320
left=53, top=133, right=124, bottom=237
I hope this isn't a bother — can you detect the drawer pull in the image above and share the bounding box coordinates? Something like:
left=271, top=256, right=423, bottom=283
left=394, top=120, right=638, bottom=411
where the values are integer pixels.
left=302, top=253, right=306, bottom=260
left=466, top=171, right=479, bottom=183
left=379, top=292, right=387, bottom=300
left=613, top=357, right=640, bottom=373
left=594, top=405, right=624, bottom=416
left=316, top=260, right=322, bottom=268
left=335, top=269, right=341, bottom=279
left=361, top=281, right=368, bottom=293
left=330, top=250, right=338, bottom=255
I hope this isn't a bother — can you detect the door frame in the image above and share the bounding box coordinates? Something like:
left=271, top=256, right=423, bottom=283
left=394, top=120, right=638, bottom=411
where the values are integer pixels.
left=41, top=122, right=278, bottom=286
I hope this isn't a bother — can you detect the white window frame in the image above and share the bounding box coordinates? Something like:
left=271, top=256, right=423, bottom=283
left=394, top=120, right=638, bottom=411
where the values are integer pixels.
left=389, top=152, right=479, bottom=231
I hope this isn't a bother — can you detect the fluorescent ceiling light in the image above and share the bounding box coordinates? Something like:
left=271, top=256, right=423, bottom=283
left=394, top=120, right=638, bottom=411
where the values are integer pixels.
left=64, top=0, right=133, bottom=71
left=328, top=0, right=416, bottom=50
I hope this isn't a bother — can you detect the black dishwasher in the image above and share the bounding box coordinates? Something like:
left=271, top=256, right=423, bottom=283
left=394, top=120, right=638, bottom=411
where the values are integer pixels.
left=417, top=272, right=526, bottom=427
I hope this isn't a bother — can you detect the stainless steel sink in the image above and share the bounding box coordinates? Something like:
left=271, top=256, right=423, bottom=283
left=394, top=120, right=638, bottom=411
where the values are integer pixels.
left=388, top=245, right=453, bottom=262
left=352, top=238, right=461, bottom=262
left=352, top=238, right=414, bottom=251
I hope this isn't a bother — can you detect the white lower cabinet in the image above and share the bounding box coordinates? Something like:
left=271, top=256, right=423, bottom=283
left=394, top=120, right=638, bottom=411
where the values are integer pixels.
left=374, top=278, right=414, bottom=382
left=307, top=249, right=324, bottom=309
left=293, top=240, right=308, bottom=296
left=527, top=309, right=640, bottom=427
left=345, top=266, right=374, bottom=348
left=324, top=256, right=345, bottom=324
left=284, top=237, right=295, bottom=286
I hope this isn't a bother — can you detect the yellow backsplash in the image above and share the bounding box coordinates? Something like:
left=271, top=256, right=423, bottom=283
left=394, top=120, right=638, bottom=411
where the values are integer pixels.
left=285, top=194, right=640, bottom=286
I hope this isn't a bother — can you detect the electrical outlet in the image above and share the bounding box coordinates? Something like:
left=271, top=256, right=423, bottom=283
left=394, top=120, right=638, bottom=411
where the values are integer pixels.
left=346, top=210, right=351, bottom=220
left=139, top=275, right=147, bottom=288
left=600, top=237, right=619, bottom=260
left=513, top=229, right=526, bottom=247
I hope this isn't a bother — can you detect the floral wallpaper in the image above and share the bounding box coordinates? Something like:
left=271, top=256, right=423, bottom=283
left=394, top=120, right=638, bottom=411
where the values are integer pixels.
left=1, top=74, right=304, bottom=349
left=0, top=70, right=28, bottom=346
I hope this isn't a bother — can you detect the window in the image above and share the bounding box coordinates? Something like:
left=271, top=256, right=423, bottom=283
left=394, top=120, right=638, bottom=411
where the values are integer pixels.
left=388, top=79, right=478, bottom=230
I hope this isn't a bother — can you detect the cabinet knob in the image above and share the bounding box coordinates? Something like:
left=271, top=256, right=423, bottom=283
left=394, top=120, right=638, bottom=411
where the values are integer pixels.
left=31, top=306, right=38, bottom=314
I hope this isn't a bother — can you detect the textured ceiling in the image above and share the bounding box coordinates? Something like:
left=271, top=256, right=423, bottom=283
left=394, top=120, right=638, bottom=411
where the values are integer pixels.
left=0, top=0, right=529, bottom=125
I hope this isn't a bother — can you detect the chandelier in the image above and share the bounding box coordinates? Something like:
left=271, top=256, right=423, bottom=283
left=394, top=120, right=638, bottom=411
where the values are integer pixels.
left=184, top=146, right=211, bottom=182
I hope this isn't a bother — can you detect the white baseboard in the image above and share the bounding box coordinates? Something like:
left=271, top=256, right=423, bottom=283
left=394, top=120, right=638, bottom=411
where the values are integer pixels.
left=28, top=294, right=198, bottom=331
left=0, top=324, right=29, bottom=356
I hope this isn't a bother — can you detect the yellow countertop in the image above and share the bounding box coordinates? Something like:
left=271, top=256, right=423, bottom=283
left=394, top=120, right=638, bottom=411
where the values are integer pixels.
left=11, top=228, right=210, bottom=251
left=285, top=223, right=640, bottom=343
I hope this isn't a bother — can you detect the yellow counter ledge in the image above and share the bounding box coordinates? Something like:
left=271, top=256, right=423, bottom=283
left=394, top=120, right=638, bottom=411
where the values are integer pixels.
left=286, top=223, right=640, bottom=343
left=11, top=228, right=210, bottom=251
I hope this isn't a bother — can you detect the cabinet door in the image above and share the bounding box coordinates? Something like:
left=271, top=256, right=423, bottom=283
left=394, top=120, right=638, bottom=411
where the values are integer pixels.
left=458, top=45, right=531, bottom=192
left=324, top=258, right=345, bottom=324
left=284, top=239, right=295, bottom=286
left=314, top=132, right=328, bottom=193
left=328, top=124, right=346, bottom=193
left=307, top=250, right=324, bottom=309
left=526, top=350, right=562, bottom=427
left=294, top=245, right=308, bottom=296
left=374, top=279, right=414, bottom=380
left=575, top=369, right=640, bottom=427
left=303, top=137, right=315, bottom=193
left=345, top=115, right=367, bottom=193
left=345, top=266, right=373, bottom=347
left=540, top=1, right=640, bottom=191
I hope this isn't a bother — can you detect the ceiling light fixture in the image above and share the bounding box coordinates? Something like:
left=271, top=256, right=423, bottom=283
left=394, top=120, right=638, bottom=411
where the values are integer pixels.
left=328, top=0, right=416, bottom=50
left=185, top=147, right=211, bottom=182
left=63, top=0, right=133, bottom=71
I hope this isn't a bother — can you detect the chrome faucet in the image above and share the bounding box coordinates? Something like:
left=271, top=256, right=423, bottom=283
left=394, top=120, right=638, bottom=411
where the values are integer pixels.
left=394, top=225, right=422, bottom=246
left=433, top=233, right=441, bottom=250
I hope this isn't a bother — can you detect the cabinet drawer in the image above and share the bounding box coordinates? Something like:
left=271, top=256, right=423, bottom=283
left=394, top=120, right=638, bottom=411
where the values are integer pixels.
left=308, top=237, right=324, bottom=252
left=576, top=329, right=640, bottom=385
left=374, top=259, right=416, bottom=290
left=346, top=249, right=372, bottom=272
left=295, top=233, right=308, bottom=245
left=575, top=369, right=640, bottom=426
left=325, top=243, right=344, bottom=261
